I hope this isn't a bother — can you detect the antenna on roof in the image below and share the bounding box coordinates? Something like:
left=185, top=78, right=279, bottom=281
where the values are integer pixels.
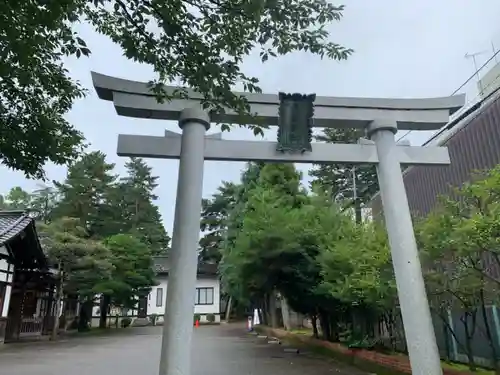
left=465, top=50, right=487, bottom=95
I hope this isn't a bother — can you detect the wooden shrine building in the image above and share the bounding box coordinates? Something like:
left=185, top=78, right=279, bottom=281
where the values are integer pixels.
left=0, top=211, right=56, bottom=343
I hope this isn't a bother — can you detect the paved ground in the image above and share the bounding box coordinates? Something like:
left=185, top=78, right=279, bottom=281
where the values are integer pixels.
left=0, top=325, right=367, bottom=375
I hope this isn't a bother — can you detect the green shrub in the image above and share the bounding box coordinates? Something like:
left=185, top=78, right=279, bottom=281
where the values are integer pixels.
left=193, top=314, right=201, bottom=324
left=121, top=317, right=132, bottom=328
left=206, top=314, right=216, bottom=323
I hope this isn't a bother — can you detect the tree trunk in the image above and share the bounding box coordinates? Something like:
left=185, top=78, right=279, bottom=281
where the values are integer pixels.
left=225, top=296, right=233, bottom=323
left=261, top=296, right=269, bottom=326
left=280, top=296, right=291, bottom=330
left=78, top=300, right=93, bottom=332
left=257, top=307, right=264, bottom=326
left=355, top=201, right=362, bottom=224
left=50, top=270, right=64, bottom=340
left=329, top=316, right=340, bottom=342
left=259, top=299, right=268, bottom=326
left=42, top=286, right=54, bottom=335
left=269, top=292, right=278, bottom=328
left=479, top=292, right=499, bottom=372
left=99, top=295, right=111, bottom=329
left=319, top=310, right=332, bottom=341
left=442, top=316, right=452, bottom=362
left=436, top=311, right=469, bottom=358
left=311, top=314, right=319, bottom=338
left=383, top=311, right=397, bottom=351
left=462, top=313, right=477, bottom=371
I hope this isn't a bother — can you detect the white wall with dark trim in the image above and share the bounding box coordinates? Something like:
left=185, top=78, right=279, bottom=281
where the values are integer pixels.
left=149, top=276, right=220, bottom=322
left=0, top=246, right=13, bottom=318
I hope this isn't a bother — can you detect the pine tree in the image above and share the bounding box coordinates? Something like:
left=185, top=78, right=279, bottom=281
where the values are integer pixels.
left=199, top=181, right=240, bottom=263
left=53, top=151, right=117, bottom=238
left=30, top=184, right=59, bottom=223
left=199, top=163, right=266, bottom=264
left=112, top=158, right=170, bottom=254
left=309, top=128, right=379, bottom=222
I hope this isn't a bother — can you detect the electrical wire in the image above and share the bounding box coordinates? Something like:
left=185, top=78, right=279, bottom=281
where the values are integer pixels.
left=396, top=48, right=500, bottom=144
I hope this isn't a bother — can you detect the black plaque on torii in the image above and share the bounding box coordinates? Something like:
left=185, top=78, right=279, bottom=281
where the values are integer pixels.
left=276, top=92, right=316, bottom=154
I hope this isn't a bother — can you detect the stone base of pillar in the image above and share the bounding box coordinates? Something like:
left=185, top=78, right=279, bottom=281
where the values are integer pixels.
left=0, top=317, right=7, bottom=344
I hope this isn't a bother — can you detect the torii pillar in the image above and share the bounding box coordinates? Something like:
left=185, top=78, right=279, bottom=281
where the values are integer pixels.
left=91, top=71, right=465, bottom=375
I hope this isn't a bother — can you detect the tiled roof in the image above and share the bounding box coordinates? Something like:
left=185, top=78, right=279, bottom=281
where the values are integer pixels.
left=153, top=256, right=218, bottom=276
left=0, top=211, right=33, bottom=246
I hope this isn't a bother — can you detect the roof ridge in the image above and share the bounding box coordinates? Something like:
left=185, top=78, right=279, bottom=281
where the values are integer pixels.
left=0, top=213, right=31, bottom=239
left=0, top=210, right=28, bottom=215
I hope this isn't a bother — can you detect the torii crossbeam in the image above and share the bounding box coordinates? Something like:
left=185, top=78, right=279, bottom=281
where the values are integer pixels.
left=92, top=71, right=465, bottom=375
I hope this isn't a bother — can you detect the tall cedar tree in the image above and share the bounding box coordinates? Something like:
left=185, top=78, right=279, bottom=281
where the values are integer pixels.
left=52, top=151, right=117, bottom=238
left=199, top=162, right=266, bottom=264
left=30, top=184, right=59, bottom=223
left=309, top=128, right=379, bottom=222
left=110, top=157, right=170, bottom=254
left=199, top=181, right=240, bottom=263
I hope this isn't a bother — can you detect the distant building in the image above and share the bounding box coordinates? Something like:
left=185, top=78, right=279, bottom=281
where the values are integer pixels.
left=147, top=257, right=221, bottom=324
left=91, top=257, right=221, bottom=326
left=342, top=206, right=373, bottom=223
left=478, top=60, right=500, bottom=99
left=367, top=67, right=500, bottom=366
left=370, top=78, right=500, bottom=220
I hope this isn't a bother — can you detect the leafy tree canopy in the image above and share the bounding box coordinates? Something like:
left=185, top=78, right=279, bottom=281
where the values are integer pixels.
left=2, top=0, right=351, bottom=178
left=38, top=217, right=114, bottom=298
left=0, top=0, right=87, bottom=178
left=87, top=0, right=352, bottom=134
left=103, top=233, right=157, bottom=308
left=0, top=186, right=32, bottom=210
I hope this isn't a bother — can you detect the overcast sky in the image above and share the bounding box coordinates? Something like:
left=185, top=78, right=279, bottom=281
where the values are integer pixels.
left=2, top=0, right=500, bottom=233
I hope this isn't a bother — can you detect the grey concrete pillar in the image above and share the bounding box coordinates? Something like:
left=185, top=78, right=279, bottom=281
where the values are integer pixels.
left=159, top=108, right=210, bottom=375
left=367, top=120, right=442, bottom=375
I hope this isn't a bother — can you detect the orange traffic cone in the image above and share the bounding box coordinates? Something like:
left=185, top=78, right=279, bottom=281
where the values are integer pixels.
left=195, top=319, right=200, bottom=328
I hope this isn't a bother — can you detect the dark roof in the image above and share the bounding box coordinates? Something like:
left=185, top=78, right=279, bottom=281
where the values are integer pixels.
left=0, top=211, right=48, bottom=269
left=153, top=256, right=218, bottom=277
left=0, top=211, right=33, bottom=245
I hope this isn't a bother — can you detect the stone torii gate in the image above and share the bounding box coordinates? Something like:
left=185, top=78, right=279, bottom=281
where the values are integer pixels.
left=92, top=72, right=465, bottom=375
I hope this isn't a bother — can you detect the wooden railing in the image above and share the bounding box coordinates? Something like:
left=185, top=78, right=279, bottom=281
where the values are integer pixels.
left=18, top=317, right=44, bottom=336
left=6, top=317, right=45, bottom=339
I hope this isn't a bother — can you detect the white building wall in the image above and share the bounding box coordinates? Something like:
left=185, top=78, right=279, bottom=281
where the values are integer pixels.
left=479, top=61, right=500, bottom=99
left=91, top=295, right=137, bottom=317
left=0, top=246, right=13, bottom=318
left=89, top=276, right=221, bottom=325
left=344, top=206, right=373, bottom=223
left=90, top=296, right=137, bottom=328
left=148, top=276, right=220, bottom=322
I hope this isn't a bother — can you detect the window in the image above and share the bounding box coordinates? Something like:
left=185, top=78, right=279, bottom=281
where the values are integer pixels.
left=195, top=287, right=214, bottom=305
left=156, top=288, right=163, bottom=307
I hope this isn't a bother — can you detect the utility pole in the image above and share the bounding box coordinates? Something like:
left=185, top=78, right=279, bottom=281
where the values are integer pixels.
left=465, top=50, right=487, bottom=95
left=351, top=166, right=362, bottom=224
